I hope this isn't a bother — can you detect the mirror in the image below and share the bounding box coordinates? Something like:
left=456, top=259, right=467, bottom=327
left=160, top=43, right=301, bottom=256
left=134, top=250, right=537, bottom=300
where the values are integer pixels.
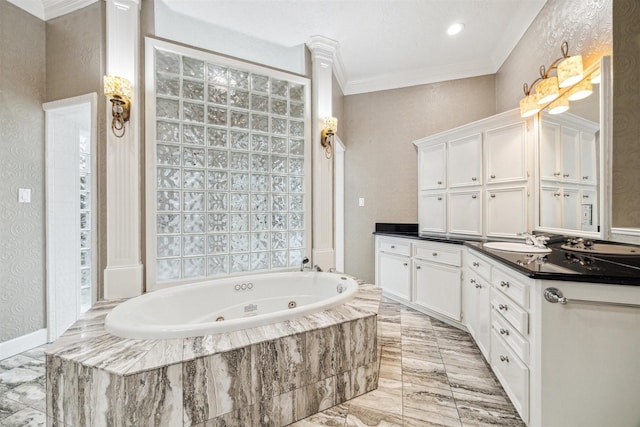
left=536, top=57, right=611, bottom=238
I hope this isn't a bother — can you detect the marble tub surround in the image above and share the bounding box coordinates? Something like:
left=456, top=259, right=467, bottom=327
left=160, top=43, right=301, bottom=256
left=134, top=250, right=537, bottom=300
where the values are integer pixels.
left=46, top=282, right=381, bottom=426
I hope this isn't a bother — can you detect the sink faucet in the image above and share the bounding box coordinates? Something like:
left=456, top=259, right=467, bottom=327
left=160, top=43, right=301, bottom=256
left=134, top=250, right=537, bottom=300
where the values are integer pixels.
left=519, top=232, right=549, bottom=249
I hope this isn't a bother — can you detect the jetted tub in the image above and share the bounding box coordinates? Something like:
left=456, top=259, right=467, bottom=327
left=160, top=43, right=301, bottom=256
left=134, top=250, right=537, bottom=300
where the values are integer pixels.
left=105, top=271, right=359, bottom=339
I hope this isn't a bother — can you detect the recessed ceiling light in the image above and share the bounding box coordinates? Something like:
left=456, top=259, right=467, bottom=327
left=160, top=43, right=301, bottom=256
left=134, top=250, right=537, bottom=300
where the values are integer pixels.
left=447, top=23, right=465, bottom=36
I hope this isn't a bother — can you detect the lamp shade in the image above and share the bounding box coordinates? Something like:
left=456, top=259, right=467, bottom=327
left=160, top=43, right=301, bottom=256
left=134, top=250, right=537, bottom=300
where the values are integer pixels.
left=519, top=93, right=541, bottom=118
left=548, top=96, right=569, bottom=115
left=557, top=55, right=583, bottom=88
left=536, top=76, right=560, bottom=105
left=323, top=117, right=338, bottom=133
left=104, top=75, right=132, bottom=100
left=567, top=79, right=593, bottom=101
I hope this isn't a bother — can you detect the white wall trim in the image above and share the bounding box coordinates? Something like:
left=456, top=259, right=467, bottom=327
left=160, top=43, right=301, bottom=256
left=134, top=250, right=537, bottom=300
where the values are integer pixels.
left=0, top=329, right=47, bottom=361
left=334, top=137, right=345, bottom=273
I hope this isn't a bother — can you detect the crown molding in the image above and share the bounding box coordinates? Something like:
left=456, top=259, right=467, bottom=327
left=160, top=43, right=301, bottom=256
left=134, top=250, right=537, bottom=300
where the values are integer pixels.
left=306, top=35, right=347, bottom=94
left=44, top=0, right=98, bottom=20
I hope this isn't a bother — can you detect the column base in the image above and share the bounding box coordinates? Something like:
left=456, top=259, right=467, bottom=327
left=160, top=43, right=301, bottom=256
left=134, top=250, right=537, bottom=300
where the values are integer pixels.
left=104, top=264, right=144, bottom=299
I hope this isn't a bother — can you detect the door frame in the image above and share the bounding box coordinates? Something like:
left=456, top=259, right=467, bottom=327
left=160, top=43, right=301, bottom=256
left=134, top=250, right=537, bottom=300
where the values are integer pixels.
left=43, top=93, right=98, bottom=341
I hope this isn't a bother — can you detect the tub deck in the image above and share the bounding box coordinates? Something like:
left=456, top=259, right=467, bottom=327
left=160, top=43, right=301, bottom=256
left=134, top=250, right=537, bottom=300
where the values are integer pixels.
left=45, top=280, right=382, bottom=426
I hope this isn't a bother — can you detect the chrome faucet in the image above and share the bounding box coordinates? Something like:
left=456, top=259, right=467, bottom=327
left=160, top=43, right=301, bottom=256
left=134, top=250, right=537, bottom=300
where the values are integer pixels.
left=519, top=232, right=549, bottom=249
left=300, top=257, right=310, bottom=272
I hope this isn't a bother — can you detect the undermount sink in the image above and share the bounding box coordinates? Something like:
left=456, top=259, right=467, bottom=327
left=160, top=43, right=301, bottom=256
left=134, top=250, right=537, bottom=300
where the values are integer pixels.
left=561, top=243, right=640, bottom=255
left=483, top=241, right=552, bottom=254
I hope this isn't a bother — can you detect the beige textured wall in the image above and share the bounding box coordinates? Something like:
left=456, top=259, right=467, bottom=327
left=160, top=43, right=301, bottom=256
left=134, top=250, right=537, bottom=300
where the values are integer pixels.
left=46, top=2, right=107, bottom=296
left=343, top=75, right=496, bottom=283
left=0, top=0, right=46, bottom=341
left=496, top=0, right=612, bottom=112
left=612, top=0, right=640, bottom=227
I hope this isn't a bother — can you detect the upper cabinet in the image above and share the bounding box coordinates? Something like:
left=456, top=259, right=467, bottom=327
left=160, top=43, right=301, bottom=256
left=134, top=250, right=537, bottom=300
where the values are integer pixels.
left=414, top=109, right=533, bottom=238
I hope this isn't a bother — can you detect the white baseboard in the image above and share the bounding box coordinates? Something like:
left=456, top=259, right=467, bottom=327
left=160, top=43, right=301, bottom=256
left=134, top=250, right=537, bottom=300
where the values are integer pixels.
left=0, top=329, right=48, bottom=360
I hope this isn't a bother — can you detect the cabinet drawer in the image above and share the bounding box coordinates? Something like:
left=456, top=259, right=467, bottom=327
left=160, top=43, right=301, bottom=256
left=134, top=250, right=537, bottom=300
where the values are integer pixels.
left=466, top=251, right=491, bottom=280
left=414, top=243, right=461, bottom=267
left=491, top=330, right=529, bottom=423
left=492, top=313, right=529, bottom=365
left=379, top=239, right=411, bottom=257
left=491, top=290, right=528, bottom=336
left=492, top=267, right=529, bottom=309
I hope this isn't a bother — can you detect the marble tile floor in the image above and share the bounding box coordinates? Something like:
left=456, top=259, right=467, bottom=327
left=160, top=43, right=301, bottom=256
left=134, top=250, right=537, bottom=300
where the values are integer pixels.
left=0, top=298, right=525, bottom=426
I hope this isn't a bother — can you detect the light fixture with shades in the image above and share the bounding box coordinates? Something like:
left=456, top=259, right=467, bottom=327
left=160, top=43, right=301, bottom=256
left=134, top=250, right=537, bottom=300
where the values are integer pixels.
left=518, top=41, right=592, bottom=118
left=104, top=75, right=132, bottom=138
left=320, top=116, right=338, bottom=159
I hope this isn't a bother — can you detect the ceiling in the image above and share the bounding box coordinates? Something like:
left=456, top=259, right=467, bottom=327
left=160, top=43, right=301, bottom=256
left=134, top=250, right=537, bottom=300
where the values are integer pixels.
left=10, top=0, right=547, bottom=94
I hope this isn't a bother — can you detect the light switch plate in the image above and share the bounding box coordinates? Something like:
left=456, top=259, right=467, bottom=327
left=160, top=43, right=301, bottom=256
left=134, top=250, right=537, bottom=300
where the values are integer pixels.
left=18, top=188, right=31, bottom=203
left=358, top=197, right=365, bottom=207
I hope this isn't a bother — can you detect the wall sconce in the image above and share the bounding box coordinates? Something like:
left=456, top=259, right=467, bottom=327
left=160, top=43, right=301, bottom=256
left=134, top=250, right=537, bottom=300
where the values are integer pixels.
left=104, top=75, right=132, bottom=138
left=321, top=117, right=338, bottom=159
left=519, top=41, right=588, bottom=118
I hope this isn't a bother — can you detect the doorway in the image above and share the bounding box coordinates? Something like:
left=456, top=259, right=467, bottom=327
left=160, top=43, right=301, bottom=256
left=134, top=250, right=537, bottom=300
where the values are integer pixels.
left=43, top=93, right=97, bottom=341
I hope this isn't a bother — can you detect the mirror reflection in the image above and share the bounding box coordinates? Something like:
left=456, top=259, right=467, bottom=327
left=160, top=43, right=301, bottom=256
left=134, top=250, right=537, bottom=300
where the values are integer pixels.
left=538, top=65, right=601, bottom=235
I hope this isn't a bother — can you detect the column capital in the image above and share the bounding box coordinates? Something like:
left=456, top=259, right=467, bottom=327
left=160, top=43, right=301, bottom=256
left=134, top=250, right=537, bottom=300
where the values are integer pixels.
left=306, top=35, right=338, bottom=64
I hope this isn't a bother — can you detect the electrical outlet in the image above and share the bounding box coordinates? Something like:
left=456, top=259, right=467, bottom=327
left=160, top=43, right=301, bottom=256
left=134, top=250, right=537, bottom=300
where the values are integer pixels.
left=358, top=197, right=365, bottom=207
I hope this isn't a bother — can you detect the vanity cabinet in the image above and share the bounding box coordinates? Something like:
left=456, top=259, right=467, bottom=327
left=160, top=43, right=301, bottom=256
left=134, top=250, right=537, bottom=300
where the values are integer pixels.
left=375, top=236, right=412, bottom=301
left=414, top=109, right=532, bottom=239
left=413, top=241, right=462, bottom=321
left=463, top=250, right=491, bottom=358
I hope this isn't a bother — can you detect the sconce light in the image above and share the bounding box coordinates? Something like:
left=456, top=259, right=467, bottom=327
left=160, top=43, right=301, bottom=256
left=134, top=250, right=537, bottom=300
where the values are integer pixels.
left=104, top=75, right=132, bottom=138
left=321, top=116, right=338, bottom=159
left=519, top=41, right=590, bottom=118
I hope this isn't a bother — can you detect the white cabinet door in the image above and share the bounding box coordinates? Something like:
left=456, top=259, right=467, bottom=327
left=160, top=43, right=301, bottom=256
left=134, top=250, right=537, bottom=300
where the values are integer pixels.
left=540, top=187, right=562, bottom=229
left=486, top=187, right=527, bottom=238
left=449, top=190, right=482, bottom=236
left=539, top=121, right=561, bottom=181
left=580, top=188, right=597, bottom=232
left=580, top=130, right=597, bottom=185
left=562, top=188, right=580, bottom=230
left=419, top=192, right=446, bottom=233
left=448, top=134, right=482, bottom=187
left=463, top=272, right=490, bottom=358
left=378, top=252, right=411, bottom=301
left=414, top=260, right=461, bottom=320
left=561, top=126, right=580, bottom=183
left=419, top=143, right=446, bottom=190
left=485, top=123, right=527, bottom=184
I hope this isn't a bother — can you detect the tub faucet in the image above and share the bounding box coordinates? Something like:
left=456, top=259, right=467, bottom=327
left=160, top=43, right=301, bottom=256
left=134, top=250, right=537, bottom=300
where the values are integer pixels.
left=300, top=257, right=310, bottom=272
left=519, top=232, right=549, bottom=249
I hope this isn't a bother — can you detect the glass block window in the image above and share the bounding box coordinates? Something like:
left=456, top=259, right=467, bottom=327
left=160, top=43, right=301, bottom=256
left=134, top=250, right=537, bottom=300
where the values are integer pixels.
left=149, top=43, right=310, bottom=285
left=79, top=130, right=92, bottom=312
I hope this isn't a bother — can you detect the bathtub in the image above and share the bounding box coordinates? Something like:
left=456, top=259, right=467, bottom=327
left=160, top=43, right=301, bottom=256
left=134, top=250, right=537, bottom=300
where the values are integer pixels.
left=105, top=271, right=358, bottom=339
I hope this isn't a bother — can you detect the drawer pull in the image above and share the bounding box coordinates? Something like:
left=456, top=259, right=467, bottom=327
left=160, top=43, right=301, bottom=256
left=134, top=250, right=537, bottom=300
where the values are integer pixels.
left=472, top=194, right=477, bottom=199
left=563, top=173, right=570, bottom=178
left=473, top=262, right=480, bottom=267
left=500, top=281, right=510, bottom=288
left=583, top=176, right=589, bottom=180
left=403, top=263, right=408, bottom=267
left=432, top=252, right=438, bottom=256
left=490, top=174, right=496, bottom=179
left=490, top=194, right=496, bottom=198
left=437, top=180, right=442, bottom=185
left=475, top=284, right=482, bottom=289
left=437, top=197, right=442, bottom=201
left=391, top=245, right=395, bottom=249
left=499, top=328, right=509, bottom=336
left=472, top=177, right=477, bottom=181
left=583, top=195, right=589, bottom=199
left=498, top=303, right=508, bottom=311
left=499, top=355, right=510, bottom=363
left=416, top=265, right=421, bottom=270
left=470, top=278, right=476, bottom=284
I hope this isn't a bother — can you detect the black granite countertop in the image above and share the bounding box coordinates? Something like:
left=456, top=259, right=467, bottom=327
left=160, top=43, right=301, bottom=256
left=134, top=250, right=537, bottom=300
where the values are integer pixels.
left=374, top=223, right=640, bottom=286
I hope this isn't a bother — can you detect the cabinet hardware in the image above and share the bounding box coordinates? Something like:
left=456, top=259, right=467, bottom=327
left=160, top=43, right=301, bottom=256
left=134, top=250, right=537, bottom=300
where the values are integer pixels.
left=472, top=177, right=477, bottom=181
left=475, top=284, right=482, bottom=289
left=583, top=176, right=589, bottom=180
left=416, top=266, right=421, bottom=270
left=563, top=194, right=570, bottom=197
left=563, top=173, right=570, bottom=178
left=432, top=252, right=438, bottom=256
left=390, top=245, right=395, bottom=248
left=437, top=197, right=442, bottom=201
left=437, top=180, right=442, bottom=185
left=582, top=195, right=589, bottom=198
left=473, top=262, right=480, bottom=267
left=403, top=263, right=408, bottom=266
left=490, top=194, right=496, bottom=198
left=490, top=174, right=496, bottom=179
left=500, top=281, right=510, bottom=288
left=470, top=278, right=476, bottom=284
left=499, top=328, right=509, bottom=335
left=544, top=287, right=640, bottom=309
left=554, top=193, right=561, bottom=197
left=499, top=355, right=510, bottom=363
left=472, top=195, right=477, bottom=199
left=553, top=172, right=561, bottom=176
left=498, top=303, right=508, bottom=311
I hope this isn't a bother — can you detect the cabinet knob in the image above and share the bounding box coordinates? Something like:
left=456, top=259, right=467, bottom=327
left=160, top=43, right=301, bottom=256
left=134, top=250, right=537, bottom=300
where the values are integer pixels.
left=473, top=262, right=480, bottom=267
left=437, top=180, right=442, bottom=185
left=554, top=172, right=561, bottom=177
left=498, top=303, right=508, bottom=311
left=499, top=355, right=510, bottom=363
left=490, top=174, right=496, bottom=179
left=582, top=195, right=589, bottom=199
left=472, top=195, right=477, bottom=199
left=437, top=197, right=442, bottom=201
left=563, top=173, right=570, bottom=178
left=583, top=176, right=589, bottom=180
left=475, top=284, right=482, bottom=289
left=490, top=194, right=496, bottom=198
left=403, top=263, right=408, bottom=266
left=499, top=328, right=509, bottom=336
left=432, top=252, right=438, bottom=257
left=470, top=278, right=476, bottom=284
left=554, top=192, right=561, bottom=197
left=564, top=193, right=570, bottom=197
left=500, top=281, right=510, bottom=288
left=390, top=245, right=395, bottom=248
left=416, top=265, right=421, bottom=270
left=472, top=177, right=477, bottom=181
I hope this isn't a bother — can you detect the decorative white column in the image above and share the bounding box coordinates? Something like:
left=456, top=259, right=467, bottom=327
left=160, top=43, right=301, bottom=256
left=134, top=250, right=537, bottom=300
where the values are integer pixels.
left=103, top=0, right=143, bottom=298
left=306, top=36, right=337, bottom=270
